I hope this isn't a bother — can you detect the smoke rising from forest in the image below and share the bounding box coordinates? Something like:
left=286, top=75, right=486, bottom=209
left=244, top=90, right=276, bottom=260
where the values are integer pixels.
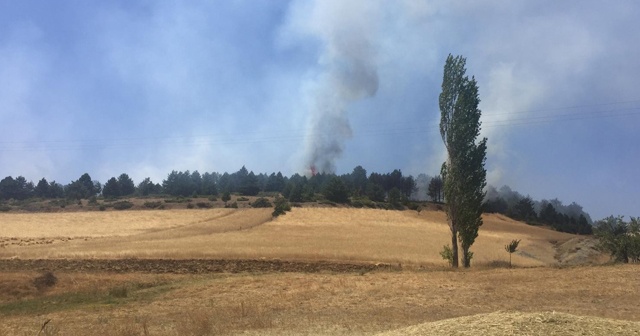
left=286, top=0, right=380, bottom=174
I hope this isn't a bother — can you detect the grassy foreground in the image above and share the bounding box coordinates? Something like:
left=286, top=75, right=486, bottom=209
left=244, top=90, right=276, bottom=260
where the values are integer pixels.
left=1, top=265, right=638, bottom=335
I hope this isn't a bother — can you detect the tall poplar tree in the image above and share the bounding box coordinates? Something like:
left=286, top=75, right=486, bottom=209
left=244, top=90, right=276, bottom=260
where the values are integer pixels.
left=439, top=54, right=487, bottom=268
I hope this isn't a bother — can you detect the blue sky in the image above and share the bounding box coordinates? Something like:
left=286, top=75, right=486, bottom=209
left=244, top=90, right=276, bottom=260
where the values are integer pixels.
left=0, top=0, right=638, bottom=220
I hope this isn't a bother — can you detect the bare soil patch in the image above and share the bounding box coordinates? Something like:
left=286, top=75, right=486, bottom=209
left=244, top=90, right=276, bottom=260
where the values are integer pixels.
left=0, top=258, right=399, bottom=274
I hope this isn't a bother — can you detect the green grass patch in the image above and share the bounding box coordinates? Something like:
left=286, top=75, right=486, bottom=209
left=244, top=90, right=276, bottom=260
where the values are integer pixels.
left=0, top=281, right=175, bottom=316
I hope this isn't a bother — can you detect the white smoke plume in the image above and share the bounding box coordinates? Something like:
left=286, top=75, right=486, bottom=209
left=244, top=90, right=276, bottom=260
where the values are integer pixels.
left=283, top=0, right=382, bottom=174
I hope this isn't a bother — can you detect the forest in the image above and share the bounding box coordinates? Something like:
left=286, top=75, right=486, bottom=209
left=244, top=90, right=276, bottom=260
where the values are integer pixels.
left=0, top=165, right=592, bottom=234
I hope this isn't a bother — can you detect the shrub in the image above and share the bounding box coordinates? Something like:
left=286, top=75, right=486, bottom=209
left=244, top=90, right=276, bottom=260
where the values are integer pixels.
left=351, top=198, right=376, bottom=209
left=164, top=197, right=191, bottom=203
left=225, top=201, right=238, bottom=209
left=143, top=201, right=163, bottom=209
left=187, top=203, right=195, bottom=209
left=208, top=196, right=218, bottom=202
left=196, top=202, right=212, bottom=209
left=112, top=201, right=134, bottom=210
left=222, top=192, right=231, bottom=203
left=251, top=197, right=272, bottom=208
left=272, top=197, right=291, bottom=217
left=109, top=286, right=128, bottom=298
left=407, top=202, right=420, bottom=211
left=440, top=245, right=454, bottom=266
left=237, top=196, right=250, bottom=202
left=99, top=205, right=106, bottom=211
left=33, top=272, right=58, bottom=291
left=0, top=205, right=11, bottom=212
left=88, top=196, right=98, bottom=205
left=595, top=216, right=640, bottom=263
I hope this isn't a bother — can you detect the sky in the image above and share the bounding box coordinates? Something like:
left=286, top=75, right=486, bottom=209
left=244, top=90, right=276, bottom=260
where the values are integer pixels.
left=0, top=0, right=638, bottom=220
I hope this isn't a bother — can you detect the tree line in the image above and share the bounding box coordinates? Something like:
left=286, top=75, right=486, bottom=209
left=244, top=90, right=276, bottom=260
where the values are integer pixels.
left=0, top=166, right=595, bottom=235
left=0, top=165, right=418, bottom=206
left=483, top=185, right=593, bottom=234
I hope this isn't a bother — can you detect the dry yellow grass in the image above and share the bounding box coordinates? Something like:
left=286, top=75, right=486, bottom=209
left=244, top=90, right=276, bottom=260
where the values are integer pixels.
left=0, top=208, right=239, bottom=238
left=1, top=208, right=576, bottom=267
left=1, top=265, right=638, bottom=335
left=376, top=311, right=640, bottom=336
left=0, top=207, right=633, bottom=335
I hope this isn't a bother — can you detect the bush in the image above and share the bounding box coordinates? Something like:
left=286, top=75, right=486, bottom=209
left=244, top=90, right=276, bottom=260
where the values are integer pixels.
left=187, top=203, right=195, bottom=209
left=272, top=197, right=291, bottom=217
left=237, top=197, right=250, bottom=202
left=33, top=272, right=58, bottom=291
left=0, top=205, right=11, bottom=212
left=143, top=201, right=163, bottom=209
left=595, top=216, right=640, bottom=263
left=112, top=201, right=134, bottom=210
left=225, top=201, right=238, bottom=209
left=208, top=196, right=218, bottom=202
left=99, top=205, right=106, bottom=211
left=251, top=197, right=272, bottom=208
left=109, top=286, right=128, bottom=298
left=88, top=196, right=98, bottom=205
left=440, top=245, right=454, bottom=266
left=164, top=197, right=191, bottom=203
left=196, top=202, right=212, bottom=209
left=407, top=202, right=420, bottom=211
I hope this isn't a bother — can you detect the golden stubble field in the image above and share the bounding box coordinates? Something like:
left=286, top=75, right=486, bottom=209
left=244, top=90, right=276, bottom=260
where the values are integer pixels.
left=0, top=207, right=635, bottom=335
left=1, top=208, right=577, bottom=266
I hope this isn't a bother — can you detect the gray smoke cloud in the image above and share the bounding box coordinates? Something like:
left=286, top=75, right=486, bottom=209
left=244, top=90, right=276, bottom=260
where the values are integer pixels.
left=284, top=0, right=381, bottom=174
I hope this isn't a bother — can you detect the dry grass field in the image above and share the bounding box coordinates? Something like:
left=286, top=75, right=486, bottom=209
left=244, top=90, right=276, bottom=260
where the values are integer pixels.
left=0, top=208, right=583, bottom=266
left=0, top=206, right=632, bottom=335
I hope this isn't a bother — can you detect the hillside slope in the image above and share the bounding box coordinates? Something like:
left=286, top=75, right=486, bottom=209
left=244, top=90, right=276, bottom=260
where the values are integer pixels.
left=0, top=208, right=587, bottom=266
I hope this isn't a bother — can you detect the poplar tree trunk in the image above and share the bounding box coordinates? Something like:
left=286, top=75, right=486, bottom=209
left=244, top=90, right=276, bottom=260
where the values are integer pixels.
left=449, top=218, right=459, bottom=268
left=462, top=245, right=470, bottom=267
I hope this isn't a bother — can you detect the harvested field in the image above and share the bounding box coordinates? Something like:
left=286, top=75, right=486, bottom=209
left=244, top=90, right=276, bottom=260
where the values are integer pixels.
left=0, top=207, right=627, bottom=335
left=0, top=208, right=582, bottom=267
left=1, top=265, right=638, bottom=335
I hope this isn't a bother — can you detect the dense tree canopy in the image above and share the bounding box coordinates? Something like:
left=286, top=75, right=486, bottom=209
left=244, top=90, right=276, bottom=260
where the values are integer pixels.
left=483, top=186, right=592, bottom=234
left=439, top=54, right=487, bottom=268
left=595, top=216, right=640, bottom=263
left=427, top=175, right=444, bottom=203
left=0, top=163, right=595, bottom=233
